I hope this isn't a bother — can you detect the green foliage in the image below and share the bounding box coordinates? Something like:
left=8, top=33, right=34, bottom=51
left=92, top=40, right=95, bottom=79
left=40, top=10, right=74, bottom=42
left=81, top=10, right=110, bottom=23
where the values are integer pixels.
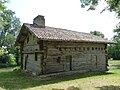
left=0, top=46, right=8, bottom=64
left=0, top=0, right=7, bottom=11
left=80, top=0, right=120, bottom=18
left=113, top=24, right=120, bottom=41
left=0, top=9, right=21, bottom=47
left=80, top=0, right=98, bottom=10
left=0, top=0, right=21, bottom=49
left=0, top=46, right=16, bottom=67
left=7, top=54, right=16, bottom=65
left=108, top=44, right=120, bottom=60
left=0, top=0, right=21, bottom=67
left=108, top=24, right=120, bottom=59
left=0, top=46, right=8, bottom=56
left=90, top=30, right=104, bottom=38
left=80, top=0, right=120, bottom=21
left=107, top=0, right=120, bottom=18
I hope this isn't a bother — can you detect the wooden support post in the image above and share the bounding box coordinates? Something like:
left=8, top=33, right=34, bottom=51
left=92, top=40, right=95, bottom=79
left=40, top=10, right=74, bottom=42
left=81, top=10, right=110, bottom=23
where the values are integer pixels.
left=41, top=53, right=45, bottom=74
left=38, top=40, right=45, bottom=74
left=105, top=44, right=109, bottom=70
left=20, top=44, right=24, bottom=69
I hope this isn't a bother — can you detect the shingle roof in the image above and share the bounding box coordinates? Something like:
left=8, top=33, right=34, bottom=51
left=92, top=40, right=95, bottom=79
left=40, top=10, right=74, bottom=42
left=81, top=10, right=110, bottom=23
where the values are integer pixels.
left=15, top=23, right=114, bottom=45
left=24, top=23, right=113, bottom=44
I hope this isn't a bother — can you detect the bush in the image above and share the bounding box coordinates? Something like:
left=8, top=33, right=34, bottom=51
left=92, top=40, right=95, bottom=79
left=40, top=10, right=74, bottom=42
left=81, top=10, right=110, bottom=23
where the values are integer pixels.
left=0, top=46, right=8, bottom=56
left=0, top=55, right=9, bottom=63
left=108, top=44, right=120, bottom=60
left=0, top=46, right=16, bottom=67
left=0, top=46, right=8, bottom=64
left=7, top=54, right=16, bottom=65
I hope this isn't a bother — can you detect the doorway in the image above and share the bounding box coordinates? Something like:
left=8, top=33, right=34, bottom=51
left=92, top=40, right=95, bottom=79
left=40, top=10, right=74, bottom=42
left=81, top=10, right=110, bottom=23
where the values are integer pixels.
left=25, top=54, right=28, bottom=70
left=92, top=55, right=98, bottom=68
left=65, top=55, right=72, bottom=71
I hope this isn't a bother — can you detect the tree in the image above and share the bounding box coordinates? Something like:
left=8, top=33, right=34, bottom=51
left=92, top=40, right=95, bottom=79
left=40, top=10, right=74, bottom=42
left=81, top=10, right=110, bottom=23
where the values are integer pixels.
left=90, top=30, right=104, bottom=38
left=80, top=0, right=120, bottom=17
left=0, top=0, right=6, bottom=11
left=0, top=0, right=21, bottom=65
left=0, top=9, right=21, bottom=47
left=108, top=24, right=120, bottom=60
left=0, top=0, right=21, bottom=48
left=113, top=24, right=120, bottom=41
left=0, top=46, right=8, bottom=64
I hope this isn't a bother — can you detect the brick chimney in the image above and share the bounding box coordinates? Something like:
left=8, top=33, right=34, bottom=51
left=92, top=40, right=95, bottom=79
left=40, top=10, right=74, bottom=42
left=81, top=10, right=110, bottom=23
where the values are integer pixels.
left=33, top=15, right=45, bottom=28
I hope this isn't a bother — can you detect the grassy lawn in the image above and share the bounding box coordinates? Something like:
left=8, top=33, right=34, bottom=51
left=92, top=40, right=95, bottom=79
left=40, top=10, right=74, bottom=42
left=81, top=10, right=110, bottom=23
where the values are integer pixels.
left=0, top=60, right=120, bottom=90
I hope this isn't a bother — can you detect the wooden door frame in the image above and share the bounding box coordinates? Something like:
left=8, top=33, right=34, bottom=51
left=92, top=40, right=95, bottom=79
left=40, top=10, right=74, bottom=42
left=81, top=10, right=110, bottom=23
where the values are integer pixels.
left=69, top=55, right=72, bottom=71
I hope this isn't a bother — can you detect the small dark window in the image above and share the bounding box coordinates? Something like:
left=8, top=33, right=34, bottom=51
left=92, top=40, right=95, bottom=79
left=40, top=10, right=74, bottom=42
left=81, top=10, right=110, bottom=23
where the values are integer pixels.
left=98, top=48, right=100, bottom=50
left=92, top=47, right=94, bottom=50
left=101, top=48, right=103, bottom=50
left=35, top=49, right=38, bottom=51
left=87, top=47, right=89, bottom=51
left=95, top=47, right=97, bottom=50
left=57, top=57, right=61, bottom=63
left=75, top=47, right=77, bottom=51
left=59, top=48, right=62, bottom=51
left=35, top=52, right=37, bottom=61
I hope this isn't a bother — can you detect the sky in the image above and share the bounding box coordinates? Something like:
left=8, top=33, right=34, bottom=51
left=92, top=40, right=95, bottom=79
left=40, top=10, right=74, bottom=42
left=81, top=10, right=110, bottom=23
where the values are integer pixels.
left=6, top=0, right=119, bottom=39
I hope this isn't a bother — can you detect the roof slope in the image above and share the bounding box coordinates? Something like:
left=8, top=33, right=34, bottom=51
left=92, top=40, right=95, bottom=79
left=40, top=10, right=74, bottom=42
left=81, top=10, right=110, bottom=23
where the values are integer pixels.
left=15, top=23, right=114, bottom=45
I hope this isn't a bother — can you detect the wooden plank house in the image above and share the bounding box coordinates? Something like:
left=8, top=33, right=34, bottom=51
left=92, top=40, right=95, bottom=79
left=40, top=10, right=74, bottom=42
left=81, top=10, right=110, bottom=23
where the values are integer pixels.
left=15, top=15, right=113, bottom=75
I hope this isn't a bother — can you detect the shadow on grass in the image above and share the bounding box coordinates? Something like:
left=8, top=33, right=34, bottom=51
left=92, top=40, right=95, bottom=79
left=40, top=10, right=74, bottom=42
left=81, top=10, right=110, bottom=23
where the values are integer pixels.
left=96, top=85, right=120, bottom=90
left=0, top=68, right=114, bottom=90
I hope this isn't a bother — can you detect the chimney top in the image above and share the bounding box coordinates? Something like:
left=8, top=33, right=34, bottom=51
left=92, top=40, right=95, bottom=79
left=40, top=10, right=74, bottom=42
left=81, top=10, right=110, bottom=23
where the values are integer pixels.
left=33, top=15, right=45, bottom=28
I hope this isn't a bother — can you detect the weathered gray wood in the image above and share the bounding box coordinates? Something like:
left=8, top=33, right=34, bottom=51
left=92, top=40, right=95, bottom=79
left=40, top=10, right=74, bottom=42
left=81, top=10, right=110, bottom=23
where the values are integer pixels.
left=21, top=34, right=108, bottom=75
left=44, top=41, right=107, bottom=74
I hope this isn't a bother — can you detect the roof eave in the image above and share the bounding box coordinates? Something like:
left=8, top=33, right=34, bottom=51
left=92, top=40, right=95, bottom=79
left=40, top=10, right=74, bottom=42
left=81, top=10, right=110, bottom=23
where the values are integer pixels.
left=37, top=37, right=115, bottom=44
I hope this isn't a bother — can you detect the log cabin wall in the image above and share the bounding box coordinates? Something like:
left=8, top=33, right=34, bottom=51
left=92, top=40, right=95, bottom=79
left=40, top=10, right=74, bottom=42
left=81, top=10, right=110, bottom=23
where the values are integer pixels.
left=23, top=33, right=41, bottom=75
left=44, top=41, right=107, bottom=74
left=21, top=32, right=108, bottom=75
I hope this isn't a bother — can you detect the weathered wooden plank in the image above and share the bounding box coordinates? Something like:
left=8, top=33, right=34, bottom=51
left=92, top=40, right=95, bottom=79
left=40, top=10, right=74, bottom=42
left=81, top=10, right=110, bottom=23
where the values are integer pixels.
left=22, top=35, right=107, bottom=75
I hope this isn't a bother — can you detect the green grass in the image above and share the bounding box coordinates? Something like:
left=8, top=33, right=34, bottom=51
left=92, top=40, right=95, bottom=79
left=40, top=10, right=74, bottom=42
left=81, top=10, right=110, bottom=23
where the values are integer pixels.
left=0, top=60, right=120, bottom=90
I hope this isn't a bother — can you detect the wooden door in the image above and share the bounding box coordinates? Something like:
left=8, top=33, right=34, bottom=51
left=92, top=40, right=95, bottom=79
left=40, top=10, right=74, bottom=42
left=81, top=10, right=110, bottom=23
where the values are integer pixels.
left=92, top=55, right=98, bottom=68
left=65, top=55, right=72, bottom=71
